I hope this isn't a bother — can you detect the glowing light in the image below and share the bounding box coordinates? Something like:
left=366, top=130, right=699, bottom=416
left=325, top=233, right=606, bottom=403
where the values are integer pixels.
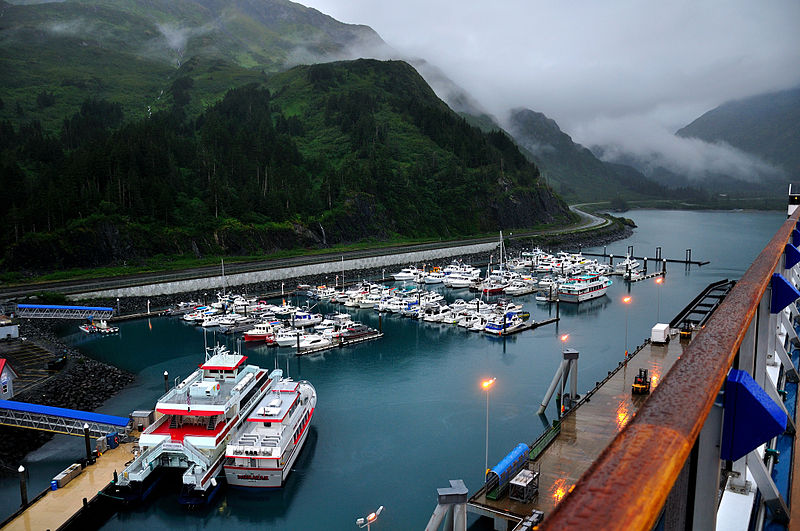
left=650, top=367, right=661, bottom=388
left=367, top=513, right=377, bottom=523
left=655, top=277, right=664, bottom=285
left=560, top=334, right=569, bottom=342
left=623, top=296, right=632, bottom=304
left=551, top=477, right=572, bottom=504
left=615, top=401, right=631, bottom=431
left=481, top=377, right=496, bottom=390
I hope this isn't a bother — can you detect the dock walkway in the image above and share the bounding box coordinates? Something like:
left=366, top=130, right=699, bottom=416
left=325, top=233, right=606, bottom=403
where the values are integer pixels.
left=468, top=337, right=686, bottom=527
left=4, top=442, right=135, bottom=531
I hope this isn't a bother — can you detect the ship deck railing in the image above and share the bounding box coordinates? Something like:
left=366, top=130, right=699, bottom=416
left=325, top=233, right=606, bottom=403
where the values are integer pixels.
left=539, top=210, right=800, bottom=530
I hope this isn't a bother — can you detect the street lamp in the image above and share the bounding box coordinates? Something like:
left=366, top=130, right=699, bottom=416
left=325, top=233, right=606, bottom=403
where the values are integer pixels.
left=655, top=277, right=664, bottom=322
left=356, top=505, right=384, bottom=530
left=481, top=377, right=496, bottom=476
left=623, top=296, right=632, bottom=355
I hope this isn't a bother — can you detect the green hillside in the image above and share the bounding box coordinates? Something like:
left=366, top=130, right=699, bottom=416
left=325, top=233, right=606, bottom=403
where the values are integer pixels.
left=0, top=59, right=571, bottom=271
left=676, top=87, right=800, bottom=177
left=0, top=0, right=386, bottom=130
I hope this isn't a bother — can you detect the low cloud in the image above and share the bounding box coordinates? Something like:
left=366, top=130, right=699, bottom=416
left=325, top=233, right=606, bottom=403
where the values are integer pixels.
left=301, top=0, right=800, bottom=178
left=574, top=113, right=784, bottom=182
left=44, top=18, right=94, bottom=37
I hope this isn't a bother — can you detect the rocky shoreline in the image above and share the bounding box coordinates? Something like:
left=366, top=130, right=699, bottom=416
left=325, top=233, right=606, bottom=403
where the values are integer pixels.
left=0, top=216, right=630, bottom=472
left=0, top=322, right=135, bottom=476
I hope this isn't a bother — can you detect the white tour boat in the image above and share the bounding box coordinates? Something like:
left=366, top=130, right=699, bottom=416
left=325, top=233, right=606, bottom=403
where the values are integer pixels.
left=110, top=345, right=273, bottom=505
left=224, top=369, right=316, bottom=488
left=557, top=274, right=613, bottom=303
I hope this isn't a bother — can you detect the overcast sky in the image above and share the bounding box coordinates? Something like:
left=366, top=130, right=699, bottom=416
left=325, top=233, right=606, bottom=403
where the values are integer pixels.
left=301, top=0, right=800, bottom=179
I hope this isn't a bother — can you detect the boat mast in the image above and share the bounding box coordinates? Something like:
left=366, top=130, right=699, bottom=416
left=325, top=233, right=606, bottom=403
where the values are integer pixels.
left=221, top=258, right=226, bottom=297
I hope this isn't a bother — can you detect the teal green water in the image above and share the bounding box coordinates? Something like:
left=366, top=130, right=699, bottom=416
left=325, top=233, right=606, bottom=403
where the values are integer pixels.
left=0, top=210, right=785, bottom=529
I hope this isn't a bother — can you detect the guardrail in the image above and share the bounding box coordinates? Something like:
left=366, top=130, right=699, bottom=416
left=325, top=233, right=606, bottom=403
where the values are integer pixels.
left=541, top=210, right=800, bottom=530
left=0, top=211, right=610, bottom=300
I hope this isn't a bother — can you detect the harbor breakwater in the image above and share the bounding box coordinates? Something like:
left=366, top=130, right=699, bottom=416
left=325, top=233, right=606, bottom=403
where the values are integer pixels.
left=69, top=217, right=632, bottom=304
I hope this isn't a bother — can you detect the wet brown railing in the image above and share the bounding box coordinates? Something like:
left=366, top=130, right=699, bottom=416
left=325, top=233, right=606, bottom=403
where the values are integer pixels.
left=540, top=211, right=799, bottom=530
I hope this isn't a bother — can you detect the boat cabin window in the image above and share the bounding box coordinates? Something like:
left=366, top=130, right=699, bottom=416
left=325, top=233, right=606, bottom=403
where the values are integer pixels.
left=263, top=421, right=272, bottom=427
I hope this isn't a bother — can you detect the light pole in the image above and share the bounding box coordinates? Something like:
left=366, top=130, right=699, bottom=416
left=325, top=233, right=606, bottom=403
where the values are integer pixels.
left=481, top=377, right=496, bottom=476
left=623, top=296, right=632, bottom=355
left=655, top=277, right=663, bottom=322
left=356, top=505, right=384, bottom=530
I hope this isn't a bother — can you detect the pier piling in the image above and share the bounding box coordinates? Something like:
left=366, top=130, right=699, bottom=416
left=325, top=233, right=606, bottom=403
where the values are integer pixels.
left=163, top=371, right=169, bottom=393
left=18, top=466, right=27, bottom=508
left=83, top=424, right=93, bottom=464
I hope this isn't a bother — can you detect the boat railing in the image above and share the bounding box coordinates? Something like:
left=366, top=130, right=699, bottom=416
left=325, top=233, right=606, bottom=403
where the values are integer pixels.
left=540, top=210, right=800, bottom=530
left=121, top=439, right=168, bottom=484
left=182, top=438, right=212, bottom=469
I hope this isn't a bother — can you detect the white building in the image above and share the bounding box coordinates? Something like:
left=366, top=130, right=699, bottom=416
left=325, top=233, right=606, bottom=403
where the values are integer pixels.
left=0, top=358, right=19, bottom=399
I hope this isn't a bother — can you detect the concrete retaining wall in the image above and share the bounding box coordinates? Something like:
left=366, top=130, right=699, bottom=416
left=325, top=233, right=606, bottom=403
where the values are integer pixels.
left=70, top=242, right=498, bottom=300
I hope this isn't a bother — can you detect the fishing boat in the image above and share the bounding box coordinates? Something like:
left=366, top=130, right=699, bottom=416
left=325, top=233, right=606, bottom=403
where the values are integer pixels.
left=243, top=321, right=279, bottom=342
left=224, top=369, right=316, bottom=488
left=109, top=345, right=273, bottom=505
left=557, top=274, right=613, bottom=303
left=483, top=311, right=531, bottom=336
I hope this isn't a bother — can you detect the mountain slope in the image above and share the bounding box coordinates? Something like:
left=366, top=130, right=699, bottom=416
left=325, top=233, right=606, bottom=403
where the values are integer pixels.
left=506, top=108, right=668, bottom=202
left=0, top=59, right=571, bottom=270
left=676, top=87, right=800, bottom=177
left=0, top=0, right=389, bottom=129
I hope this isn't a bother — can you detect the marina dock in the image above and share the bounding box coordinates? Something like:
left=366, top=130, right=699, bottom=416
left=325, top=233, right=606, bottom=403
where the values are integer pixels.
left=296, top=331, right=384, bottom=356
left=3, top=442, right=135, bottom=531
left=468, top=336, right=686, bottom=527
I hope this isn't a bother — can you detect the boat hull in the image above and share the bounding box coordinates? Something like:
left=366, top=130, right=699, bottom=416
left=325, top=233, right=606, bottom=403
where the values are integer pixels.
left=558, top=286, right=609, bottom=303
left=224, top=414, right=313, bottom=488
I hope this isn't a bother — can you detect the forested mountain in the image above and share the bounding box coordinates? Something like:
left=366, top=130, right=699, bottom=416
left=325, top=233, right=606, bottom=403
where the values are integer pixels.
left=0, top=59, right=571, bottom=271
left=506, top=109, right=689, bottom=203
left=677, top=87, right=800, bottom=177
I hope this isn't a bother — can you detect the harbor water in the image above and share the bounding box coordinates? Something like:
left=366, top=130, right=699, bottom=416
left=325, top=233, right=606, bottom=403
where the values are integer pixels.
left=0, top=210, right=785, bottom=529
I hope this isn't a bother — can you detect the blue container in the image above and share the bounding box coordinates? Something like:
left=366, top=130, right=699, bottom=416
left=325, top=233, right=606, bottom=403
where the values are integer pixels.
left=106, top=432, right=119, bottom=449
left=50, top=480, right=58, bottom=491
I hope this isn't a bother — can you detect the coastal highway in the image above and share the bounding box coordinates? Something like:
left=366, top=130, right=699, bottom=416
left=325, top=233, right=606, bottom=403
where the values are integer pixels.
left=0, top=206, right=612, bottom=300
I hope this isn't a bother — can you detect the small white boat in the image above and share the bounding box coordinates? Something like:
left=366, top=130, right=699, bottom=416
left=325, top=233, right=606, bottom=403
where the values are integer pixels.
left=275, top=329, right=306, bottom=347
left=392, top=266, right=420, bottom=281
left=423, top=269, right=446, bottom=284
left=298, top=334, right=333, bottom=350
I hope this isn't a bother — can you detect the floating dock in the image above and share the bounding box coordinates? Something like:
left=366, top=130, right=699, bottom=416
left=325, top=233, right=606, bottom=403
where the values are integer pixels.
left=468, top=336, right=686, bottom=528
left=626, top=271, right=666, bottom=283
left=2, top=442, right=135, bottom=531
left=295, top=331, right=384, bottom=356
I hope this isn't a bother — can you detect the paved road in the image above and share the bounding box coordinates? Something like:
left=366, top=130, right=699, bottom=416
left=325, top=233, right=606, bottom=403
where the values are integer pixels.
left=0, top=206, right=610, bottom=300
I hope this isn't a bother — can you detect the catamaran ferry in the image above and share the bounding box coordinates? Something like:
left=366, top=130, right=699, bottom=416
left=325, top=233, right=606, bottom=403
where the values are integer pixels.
left=109, top=344, right=273, bottom=505
left=557, top=274, right=613, bottom=303
left=224, top=369, right=316, bottom=488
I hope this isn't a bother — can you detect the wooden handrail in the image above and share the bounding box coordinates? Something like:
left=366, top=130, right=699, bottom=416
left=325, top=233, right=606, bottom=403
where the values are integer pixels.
left=540, top=211, right=799, bottom=530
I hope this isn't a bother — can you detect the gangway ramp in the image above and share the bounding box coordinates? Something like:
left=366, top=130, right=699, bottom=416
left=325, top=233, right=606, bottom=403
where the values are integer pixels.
left=15, top=304, right=113, bottom=320
left=669, top=279, right=735, bottom=333
left=0, top=399, right=129, bottom=437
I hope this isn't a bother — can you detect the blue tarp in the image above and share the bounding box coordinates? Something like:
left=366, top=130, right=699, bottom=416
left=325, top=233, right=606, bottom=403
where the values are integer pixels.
left=0, top=399, right=129, bottom=427
left=16, top=304, right=114, bottom=312
left=487, top=442, right=530, bottom=483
